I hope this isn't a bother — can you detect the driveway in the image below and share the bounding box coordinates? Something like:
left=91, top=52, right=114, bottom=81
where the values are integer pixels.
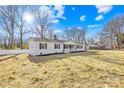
left=0, top=50, right=29, bottom=55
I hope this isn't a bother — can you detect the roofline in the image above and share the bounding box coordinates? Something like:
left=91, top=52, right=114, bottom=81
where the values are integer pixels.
left=29, top=37, right=84, bottom=44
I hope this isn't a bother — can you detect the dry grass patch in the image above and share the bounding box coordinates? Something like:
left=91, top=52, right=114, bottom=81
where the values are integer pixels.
left=0, top=50, right=124, bottom=87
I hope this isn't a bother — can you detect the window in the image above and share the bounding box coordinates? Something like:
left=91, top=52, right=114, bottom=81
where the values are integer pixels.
left=39, top=43, right=42, bottom=49
left=64, top=44, right=66, bottom=49
left=64, top=44, right=69, bottom=49
left=69, top=45, right=73, bottom=49
left=45, top=43, right=47, bottom=49
left=54, top=44, right=60, bottom=49
left=77, top=45, right=83, bottom=49
left=39, top=43, right=47, bottom=49
left=77, top=45, right=79, bottom=49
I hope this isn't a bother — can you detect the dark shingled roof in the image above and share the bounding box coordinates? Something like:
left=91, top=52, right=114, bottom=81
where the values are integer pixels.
left=29, top=37, right=84, bottom=45
left=29, top=37, right=63, bottom=43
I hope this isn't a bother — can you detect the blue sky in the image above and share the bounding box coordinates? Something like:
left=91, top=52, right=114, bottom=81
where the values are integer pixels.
left=51, top=5, right=124, bottom=38
left=1, top=5, right=124, bottom=39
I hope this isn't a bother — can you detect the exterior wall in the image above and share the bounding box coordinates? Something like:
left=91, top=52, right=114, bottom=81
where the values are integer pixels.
left=29, top=39, right=86, bottom=56
left=63, top=49, right=71, bottom=53
left=63, top=45, right=76, bottom=53
left=77, top=48, right=85, bottom=51
left=63, top=44, right=85, bottom=53
left=71, top=45, right=77, bottom=52
left=89, top=44, right=99, bottom=49
left=77, top=44, right=85, bottom=51
left=31, top=41, right=63, bottom=55
left=105, top=44, right=111, bottom=49
left=86, top=46, right=90, bottom=50
left=29, top=39, right=37, bottom=55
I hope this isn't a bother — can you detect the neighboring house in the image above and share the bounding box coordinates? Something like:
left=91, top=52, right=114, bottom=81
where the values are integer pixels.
left=87, top=40, right=112, bottom=50
left=29, top=37, right=85, bottom=56
left=87, top=43, right=112, bottom=50
left=101, top=39, right=112, bottom=49
left=87, top=43, right=99, bottom=50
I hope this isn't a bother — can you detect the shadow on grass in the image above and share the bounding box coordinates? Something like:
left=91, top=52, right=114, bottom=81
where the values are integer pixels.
left=91, top=56, right=124, bottom=66
left=28, top=51, right=101, bottom=63
left=0, top=54, right=20, bottom=62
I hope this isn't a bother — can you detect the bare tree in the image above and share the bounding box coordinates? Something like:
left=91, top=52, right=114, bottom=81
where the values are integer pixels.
left=102, top=21, right=115, bottom=49
left=66, top=27, right=76, bottom=41
left=15, top=5, right=29, bottom=49
left=66, top=26, right=86, bottom=43
left=0, top=33, right=3, bottom=48
left=0, top=5, right=17, bottom=48
left=121, top=33, right=124, bottom=47
left=77, top=28, right=86, bottom=43
left=112, top=15, right=124, bottom=48
left=32, top=6, right=53, bottom=38
left=102, top=14, right=124, bottom=49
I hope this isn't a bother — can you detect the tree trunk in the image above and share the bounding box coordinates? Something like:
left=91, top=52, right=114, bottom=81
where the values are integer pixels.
left=110, top=31, right=113, bottom=49
left=9, top=33, right=14, bottom=49
left=20, top=32, right=23, bottom=49
left=116, top=35, right=120, bottom=50
left=9, top=15, right=14, bottom=49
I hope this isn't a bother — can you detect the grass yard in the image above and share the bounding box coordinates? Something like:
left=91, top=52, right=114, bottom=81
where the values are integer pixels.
left=0, top=50, right=124, bottom=88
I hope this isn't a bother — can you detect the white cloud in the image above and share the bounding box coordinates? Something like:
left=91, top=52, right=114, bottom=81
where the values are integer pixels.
left=39, top=6, right=55, bottom=19
left=88, top=24, right=101, bottom=28
left=68, top=27, right=71, bottom=30
left=54, top=30, right=61, bottom=33
left=72, top=7, right=75, bottom=12
left=96, top=5, right=113, bottom=14
left=37, top=5, right=65, bottom=25
left=51, top=19, right=59, bottom=23
left=95, top=15, right=103, bottom=21
left=77, top=26, right=82, bottom=29
left=54, top=5, right=66, bottom=20
left=80, top=15, right=86, bottom=22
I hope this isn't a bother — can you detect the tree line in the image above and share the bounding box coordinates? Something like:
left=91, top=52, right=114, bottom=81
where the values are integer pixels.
left=0, top=6, right=30, bottom=49
left=99, top=14, right=124, bottom=49
left=0, top=5, right=124, bottom=50
left=0, top=5, right=86, bottom=49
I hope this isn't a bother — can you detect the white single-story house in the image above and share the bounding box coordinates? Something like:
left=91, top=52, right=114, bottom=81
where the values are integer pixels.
left=29, top=37, right=85, bottom=56
left=87, top=43, right=99, bottom=49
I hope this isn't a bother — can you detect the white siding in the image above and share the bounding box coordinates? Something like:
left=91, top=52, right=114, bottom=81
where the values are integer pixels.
left=31, top=41, right=63, bottom=55
left=63, top=44, right=85, bottom=53
left=29, top=39, right=37, bottom=55
left=77, top=44, right=85, bottom=51
left=29, top=39, right=86, bottom=56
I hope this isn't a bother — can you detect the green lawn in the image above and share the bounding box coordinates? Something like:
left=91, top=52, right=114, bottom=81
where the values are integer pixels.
left=0, top=50, right=124, bottom=88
